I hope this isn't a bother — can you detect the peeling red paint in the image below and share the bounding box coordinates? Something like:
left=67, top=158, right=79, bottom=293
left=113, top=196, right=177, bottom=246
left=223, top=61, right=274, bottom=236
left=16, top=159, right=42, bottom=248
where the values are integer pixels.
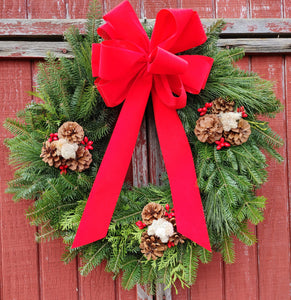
left=266, top=21, right=291, bottom=33
left=248, top=24, right=258, bottom=32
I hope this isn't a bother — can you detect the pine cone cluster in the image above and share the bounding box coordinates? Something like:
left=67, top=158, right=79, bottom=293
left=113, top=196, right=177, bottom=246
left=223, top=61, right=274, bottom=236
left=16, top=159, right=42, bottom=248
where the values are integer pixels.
left=224, top=119, right=251, bottom=145
left=194, top=98, right=251, bottom=146
left=40, top=121, right=92, bottom=173
left=139, top=203, right=186, bottom=260
left=211, top=97, right=235, bottom=114
left=141, top=202, right=165, bottom=225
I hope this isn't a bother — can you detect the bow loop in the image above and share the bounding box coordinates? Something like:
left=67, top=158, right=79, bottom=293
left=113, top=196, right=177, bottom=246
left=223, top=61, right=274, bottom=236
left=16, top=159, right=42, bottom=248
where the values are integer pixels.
left=150, top=9, right=207, bottom=54
left=97, top=1, right=149, bottom=51
left=148, top=47, right=188, bottom=75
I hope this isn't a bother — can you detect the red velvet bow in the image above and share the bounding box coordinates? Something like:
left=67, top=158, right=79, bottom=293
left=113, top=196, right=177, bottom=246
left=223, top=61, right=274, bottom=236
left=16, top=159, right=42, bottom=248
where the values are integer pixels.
left=72, top=1, right=213, bottom=251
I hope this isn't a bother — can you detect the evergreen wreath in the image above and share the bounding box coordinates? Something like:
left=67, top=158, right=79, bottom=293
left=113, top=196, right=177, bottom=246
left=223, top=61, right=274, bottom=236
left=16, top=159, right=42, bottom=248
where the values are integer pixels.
left=4, top=2, right=283, bottom=294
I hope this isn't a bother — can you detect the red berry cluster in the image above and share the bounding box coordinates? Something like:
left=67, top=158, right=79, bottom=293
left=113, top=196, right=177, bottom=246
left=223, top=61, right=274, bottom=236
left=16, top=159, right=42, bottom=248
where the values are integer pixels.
left=48, top=133, right=58, bottom=142
left=164, top=204, right=175, bottom=218
left=60, top=165, right=68, bottom=175
left=197, top=102, right=213, bottom=116
left=135, top=220, right=146, bottom=229
left=215, top=137, right=231, bottom=150
left=237, top=106, right=248, bottom=118
left=81, top=136, right=94, bottom=150
left=167, top=241, right=175, bottom=248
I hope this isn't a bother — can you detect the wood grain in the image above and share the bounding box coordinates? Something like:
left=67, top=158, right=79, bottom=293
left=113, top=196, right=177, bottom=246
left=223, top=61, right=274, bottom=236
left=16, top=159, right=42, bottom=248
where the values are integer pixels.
left=191, top=253, right=224, bottom=300
left=143, top=0, right=178, bottom=18
left=78, top=261, right=115, bottom=300
left=1, top=18, right=291, bottom=38
left=182, top=0, right=213, bottom=18
left=0, top=60, right=40, bottom=300
left=224, top=56, right=259, bottom=300
left=0, top=0, right=26, bottom=18
left=27, top=0, right=66, bottom=19
left=215, top=0, right=249, bottom=18
left=252, top=55, right=290, bottom=300
left=251, top=0, right=283, bottom=18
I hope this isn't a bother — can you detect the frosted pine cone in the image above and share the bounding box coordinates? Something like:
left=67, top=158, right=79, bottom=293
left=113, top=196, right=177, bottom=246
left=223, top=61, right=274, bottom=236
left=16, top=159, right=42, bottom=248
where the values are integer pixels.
left=40, top=141, right=65, bottom=168
left=194, top=114, right=223, bottom=143
left=211, top=97, right=235, bottom=114
left=66, top=146, right=92, bottom=172
left=140, top=231, right=167, bottom=260
left=58, top=121, right=84, bottom=144
left=142, top=202, right=165, bottom=225
left=223, top=119, right=251, bottom=145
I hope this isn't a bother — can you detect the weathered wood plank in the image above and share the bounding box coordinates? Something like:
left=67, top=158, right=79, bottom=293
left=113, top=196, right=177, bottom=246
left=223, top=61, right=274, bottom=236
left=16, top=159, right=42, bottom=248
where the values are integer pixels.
left=251, top=0, right=283, bottom=18
left=27, top=0, right=66, bottom=19
left=217, top=38, right=291, bottom=53
left=78, top=261, right=115, bottom=300
left=215, top=0, right=249, bottom=18
left=0, top=19, right=291, bottom=37
left=224, top=57, right=259, bottom=300
left=191, top=253, right=224, bottom=300
left=0, top=60, right=40, bottom=300
left=1, top=38, right=290, bottom=59
left=183, top=0, right=213, bottom=18
left=252, top=55, right=290, bottom=300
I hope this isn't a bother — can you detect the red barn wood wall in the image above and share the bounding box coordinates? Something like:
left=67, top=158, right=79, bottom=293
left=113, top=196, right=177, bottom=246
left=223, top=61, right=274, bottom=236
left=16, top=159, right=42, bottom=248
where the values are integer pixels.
left=0, top=0, right=290, bottom=299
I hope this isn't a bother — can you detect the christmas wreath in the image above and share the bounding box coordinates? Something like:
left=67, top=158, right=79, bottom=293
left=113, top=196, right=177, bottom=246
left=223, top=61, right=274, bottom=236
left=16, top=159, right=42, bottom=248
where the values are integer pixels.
left=4, top=1, right=283, bottom=294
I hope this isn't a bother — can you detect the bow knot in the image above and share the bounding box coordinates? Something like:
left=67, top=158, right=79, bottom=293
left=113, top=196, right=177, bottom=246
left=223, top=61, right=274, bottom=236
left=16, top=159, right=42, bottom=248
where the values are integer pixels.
left=73, top=1, right=213, bottom=251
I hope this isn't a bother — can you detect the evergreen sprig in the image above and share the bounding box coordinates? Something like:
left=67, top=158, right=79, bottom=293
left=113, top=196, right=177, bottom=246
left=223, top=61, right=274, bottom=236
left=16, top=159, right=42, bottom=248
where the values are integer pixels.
left=3, top=2, right=283, bottom=294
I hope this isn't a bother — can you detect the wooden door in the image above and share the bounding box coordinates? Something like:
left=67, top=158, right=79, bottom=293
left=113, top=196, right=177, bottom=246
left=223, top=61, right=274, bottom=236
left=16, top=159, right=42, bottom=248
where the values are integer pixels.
left=0, top=1, right=290, bottom=299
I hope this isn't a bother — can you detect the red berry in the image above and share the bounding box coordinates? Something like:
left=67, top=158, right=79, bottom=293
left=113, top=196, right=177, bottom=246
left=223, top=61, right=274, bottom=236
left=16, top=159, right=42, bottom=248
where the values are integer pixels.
left=84, top=136, right=88, bottom=143
left=88, top=145, right=93, bottom=150
left=165, top=212, right=168, bottom=217
left=169, top=213, right=175, bottom=219
left=53, top=136, right=58, bottom=141
left=50, top=133, right=54, bottom=137
left=48, top=138, right=52, bottom=142
left=221, top=137, right=224, bottom=142
left=200, top=112, right=206, bottom=116
left=242, top=113, right=248, bottom=118
left=202, top=107, right=207, bottom=112
left=81, top=141, right=85, bottom=145
left=167, top=241, right=172, bottom=248
left=165, top=204, right=170, bottom=211
left=198, top=108, right=203, bottom=112
left=220, top=142, right=225, bottom=147
left=224, top=142, right=231, bottom=147
left=217, top=145, right=222, bottom=150
left=88, top=141, right=93, bottom=146
left=208, top=103, right=213, bottom=107
left=171, top=208, right=175, bottom=212
left=215, top=140, right=220, bottom=145
left=205, top=102, right=210, bottom=108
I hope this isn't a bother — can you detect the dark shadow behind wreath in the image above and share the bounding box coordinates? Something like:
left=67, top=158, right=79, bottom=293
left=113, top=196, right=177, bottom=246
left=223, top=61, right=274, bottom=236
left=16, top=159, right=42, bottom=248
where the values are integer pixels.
left=4, top=1, right=283, bottom=294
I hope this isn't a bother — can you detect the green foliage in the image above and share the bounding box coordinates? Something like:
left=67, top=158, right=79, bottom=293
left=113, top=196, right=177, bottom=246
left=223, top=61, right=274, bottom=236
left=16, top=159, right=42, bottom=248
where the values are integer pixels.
left=3, top=4, right=283, bottom=295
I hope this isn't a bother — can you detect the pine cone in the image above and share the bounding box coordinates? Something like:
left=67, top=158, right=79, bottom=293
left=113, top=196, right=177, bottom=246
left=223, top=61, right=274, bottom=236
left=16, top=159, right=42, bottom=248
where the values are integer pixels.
left=40, top=141, right=65, bottom=168
left=140, top=231, right=167, bottom=260
left=58, top=121, right=84, bottom=143
left=169, top=232, right=186, bottom=246
left=194, top=114, right=223, bottom=143
left=66, top=146, right=92, bottom=172
left=223, top=119, right=251, bottom=145
left=142, top=202, right=165, bottom=226
left=211, top=98, right=235, bottom=114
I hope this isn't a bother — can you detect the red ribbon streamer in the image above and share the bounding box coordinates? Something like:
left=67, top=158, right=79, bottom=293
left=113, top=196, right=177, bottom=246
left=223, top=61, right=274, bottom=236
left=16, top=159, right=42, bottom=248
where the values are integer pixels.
left=72, top=1, right=213, bottom=251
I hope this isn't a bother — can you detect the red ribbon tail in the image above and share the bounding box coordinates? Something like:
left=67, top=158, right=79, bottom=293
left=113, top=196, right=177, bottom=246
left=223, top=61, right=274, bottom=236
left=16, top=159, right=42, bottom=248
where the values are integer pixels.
left=152, top=93, right=211, bottom=252
left=72, top=74, right=152, bottom=249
